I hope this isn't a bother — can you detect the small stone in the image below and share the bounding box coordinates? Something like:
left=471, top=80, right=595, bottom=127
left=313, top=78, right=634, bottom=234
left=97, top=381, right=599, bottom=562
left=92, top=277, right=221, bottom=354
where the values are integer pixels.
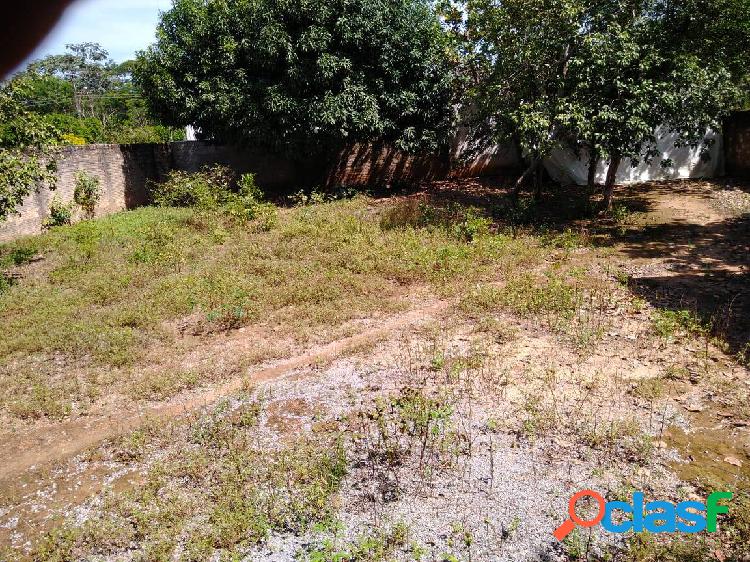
left=724, top=456, right=743, bottom=467
left=684, top=403, right=704, bottom=412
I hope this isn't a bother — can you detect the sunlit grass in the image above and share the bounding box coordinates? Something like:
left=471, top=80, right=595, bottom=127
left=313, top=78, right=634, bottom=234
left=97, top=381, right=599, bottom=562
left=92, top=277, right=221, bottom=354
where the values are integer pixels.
left=0, top=196, right=546, bottom=419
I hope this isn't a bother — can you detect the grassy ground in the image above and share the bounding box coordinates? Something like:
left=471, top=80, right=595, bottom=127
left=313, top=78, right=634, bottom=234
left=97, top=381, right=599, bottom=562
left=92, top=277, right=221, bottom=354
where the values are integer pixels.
left=1, top=178, right=749, bottom=561
left=0, top=195, right=549, bottom=421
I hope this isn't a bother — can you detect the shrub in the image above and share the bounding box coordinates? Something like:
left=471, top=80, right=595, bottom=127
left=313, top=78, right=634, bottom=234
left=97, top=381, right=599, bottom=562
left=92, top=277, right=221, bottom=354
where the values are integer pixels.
left=452, top=208, right=492, bottom=242
left=224, top=173, right=278, bottom=229
left=151, top=166, right=277, bottom=227
left=43, top=196, right=73, bottom=229
left=61, top=134, right=86, bottom=145
left=150, top=166, right=234, bottom=208
left=73, top=171, right=101, bottom=218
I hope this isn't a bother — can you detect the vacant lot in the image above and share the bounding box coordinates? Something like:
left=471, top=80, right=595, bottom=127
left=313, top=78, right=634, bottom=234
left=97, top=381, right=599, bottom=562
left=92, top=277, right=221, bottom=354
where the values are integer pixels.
left=1, top=179, right=749, bottom=561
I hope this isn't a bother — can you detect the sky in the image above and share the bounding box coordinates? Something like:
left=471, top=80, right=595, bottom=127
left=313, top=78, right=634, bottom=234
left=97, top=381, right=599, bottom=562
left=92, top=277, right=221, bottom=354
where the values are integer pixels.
left=20, top=0, right=173, bottom=69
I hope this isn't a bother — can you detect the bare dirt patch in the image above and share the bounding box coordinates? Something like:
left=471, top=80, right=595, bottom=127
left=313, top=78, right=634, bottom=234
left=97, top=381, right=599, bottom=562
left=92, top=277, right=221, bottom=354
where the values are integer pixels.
left=2, top=180, right=750, bottom=560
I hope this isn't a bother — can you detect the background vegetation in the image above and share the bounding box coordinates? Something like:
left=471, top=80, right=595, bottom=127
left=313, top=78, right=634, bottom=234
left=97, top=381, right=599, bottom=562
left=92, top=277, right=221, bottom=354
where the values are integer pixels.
left=8, top=42, right=185, bottom=145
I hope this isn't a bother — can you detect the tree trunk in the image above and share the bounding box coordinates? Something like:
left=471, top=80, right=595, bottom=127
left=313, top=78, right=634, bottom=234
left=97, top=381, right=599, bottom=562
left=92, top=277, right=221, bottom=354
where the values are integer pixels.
left=511, top=157, right=540, bottom=201
left=534, top=162, right=543, bottom=200
left=602, top=154, right=622, bottom=213
left=587, top=152, right=599, bottom=190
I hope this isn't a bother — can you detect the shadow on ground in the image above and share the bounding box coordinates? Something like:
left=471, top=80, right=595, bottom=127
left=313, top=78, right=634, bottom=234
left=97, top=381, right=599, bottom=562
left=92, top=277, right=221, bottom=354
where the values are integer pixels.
left=415, top=177, right=750, bottom=359
left=616, top=201, right=750, bottom=358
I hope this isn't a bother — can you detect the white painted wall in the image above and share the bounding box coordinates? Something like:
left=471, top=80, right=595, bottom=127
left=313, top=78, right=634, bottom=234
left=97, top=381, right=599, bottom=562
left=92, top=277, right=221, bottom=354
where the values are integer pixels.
left=544, top=130, right=723, bottom=185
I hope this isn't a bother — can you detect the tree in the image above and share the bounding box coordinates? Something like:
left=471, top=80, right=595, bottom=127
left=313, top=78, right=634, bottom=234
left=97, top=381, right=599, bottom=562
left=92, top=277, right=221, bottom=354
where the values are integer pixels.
left=12, top=44, right=185, bottom=144
left=0, top=82, right=61, bottom=221
left=461, top=0, right=750, bottom=210
left=566, top=0, right=670, bottom=208
left=569, top=0, right=750, bottom=211
left=134, top=0, right=456, bottom=155
left=457, top=0, right=589, bottom=196
left=27, top=42, right=116, bottom=121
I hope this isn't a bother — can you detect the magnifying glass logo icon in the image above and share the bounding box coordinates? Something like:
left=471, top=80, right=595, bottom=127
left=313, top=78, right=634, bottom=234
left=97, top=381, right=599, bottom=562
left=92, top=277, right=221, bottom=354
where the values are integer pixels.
left=553, top=490, right=606, bottom=541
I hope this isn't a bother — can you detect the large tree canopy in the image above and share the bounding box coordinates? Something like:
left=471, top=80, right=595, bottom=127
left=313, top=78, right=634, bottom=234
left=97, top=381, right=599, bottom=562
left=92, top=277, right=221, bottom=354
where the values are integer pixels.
left=453, top=0, right=750, bottom=208
left=0, top=83, right=61, bottom=221
left=134, top=0, right=456, bottom=154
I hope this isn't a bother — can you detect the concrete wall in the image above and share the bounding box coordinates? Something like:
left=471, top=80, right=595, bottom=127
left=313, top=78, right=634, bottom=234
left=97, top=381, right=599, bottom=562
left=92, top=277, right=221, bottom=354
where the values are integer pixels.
left=725, top=111, right=750, bottom=178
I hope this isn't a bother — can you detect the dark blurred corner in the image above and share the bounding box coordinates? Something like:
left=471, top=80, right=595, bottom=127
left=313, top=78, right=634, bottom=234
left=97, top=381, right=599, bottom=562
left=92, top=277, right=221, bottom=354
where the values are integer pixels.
left=1, top=1, right=77, bottom=79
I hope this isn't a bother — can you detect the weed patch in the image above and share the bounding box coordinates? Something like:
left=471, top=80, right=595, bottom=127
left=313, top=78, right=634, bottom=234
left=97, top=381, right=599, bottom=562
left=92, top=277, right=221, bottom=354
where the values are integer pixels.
left=34, top=401, right=346, bottom=560
left=652, top=309, right=708, bottom=339
left=301, top=522, right=410, bottom=561
left=461, top=270, right=612, bottom=346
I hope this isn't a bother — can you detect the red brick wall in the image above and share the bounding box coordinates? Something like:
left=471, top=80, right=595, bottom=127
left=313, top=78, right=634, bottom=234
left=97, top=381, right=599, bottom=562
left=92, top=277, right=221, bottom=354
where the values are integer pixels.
left=325, top=143, right=450, bottom=187
left=0, top=140, right=521, bottom=242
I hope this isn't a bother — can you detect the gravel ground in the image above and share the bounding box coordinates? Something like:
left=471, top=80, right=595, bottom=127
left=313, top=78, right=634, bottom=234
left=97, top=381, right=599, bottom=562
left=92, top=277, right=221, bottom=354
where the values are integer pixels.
left=711, top=185, right=750, bottom=216
left=239, top=335, right=681, bottom=562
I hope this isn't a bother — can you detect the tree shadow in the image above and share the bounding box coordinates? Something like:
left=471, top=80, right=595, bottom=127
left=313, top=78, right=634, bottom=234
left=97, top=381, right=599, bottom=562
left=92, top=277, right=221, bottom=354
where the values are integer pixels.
left=412, top=177, right=655, bottom=227
left=611, top=180, right=750, bottom=354
left=409, top=177, right=750, bottom=358
left=618, top=209, right=750, bottom=359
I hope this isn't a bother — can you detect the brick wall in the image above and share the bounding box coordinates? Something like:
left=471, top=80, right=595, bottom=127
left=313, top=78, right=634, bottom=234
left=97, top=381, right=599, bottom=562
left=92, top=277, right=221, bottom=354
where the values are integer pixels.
left=0, top=140, right=520, bottom=243
left=725, top=111, right=750, bottom=177
left=0, top=144, right=172, bottom=242
left=325, top=143, right=450, bottom=187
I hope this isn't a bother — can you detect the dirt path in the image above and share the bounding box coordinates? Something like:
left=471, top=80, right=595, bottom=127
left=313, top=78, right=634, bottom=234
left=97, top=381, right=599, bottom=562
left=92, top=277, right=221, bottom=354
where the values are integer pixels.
left=0, top=301, right=448, bottom=483
left=3, top=180, right=750, bottom=559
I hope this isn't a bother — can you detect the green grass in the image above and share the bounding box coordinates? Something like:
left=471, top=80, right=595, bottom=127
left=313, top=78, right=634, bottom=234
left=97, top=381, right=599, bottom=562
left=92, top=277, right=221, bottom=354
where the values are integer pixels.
left=652, top=308, right=708, bottom=340
left=460, top=268, right=588, bottom=322
left=33, top=400, right=347, bottom=561
left=0, top=196, right=545, bottom=419
left=0, top=199, right=515, bottom=365
left=459, top=267, right=612, bottom=347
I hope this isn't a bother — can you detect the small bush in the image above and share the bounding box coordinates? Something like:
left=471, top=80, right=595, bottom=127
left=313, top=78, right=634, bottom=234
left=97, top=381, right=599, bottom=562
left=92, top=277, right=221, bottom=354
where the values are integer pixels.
left=451, top=208, right=492, bottom=242
left=225, top=173, right=278, bottom=228
left=151, top=166, right=277, bottom=227
left=151, top=165, right=235, bottom=208
left=43, top=196, right=73, bottom=229
left=652, top=309, right=707, bottom=339
left=610, top=202, right=633, bottom=224
left=73, top=171, right=101, bottom=218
